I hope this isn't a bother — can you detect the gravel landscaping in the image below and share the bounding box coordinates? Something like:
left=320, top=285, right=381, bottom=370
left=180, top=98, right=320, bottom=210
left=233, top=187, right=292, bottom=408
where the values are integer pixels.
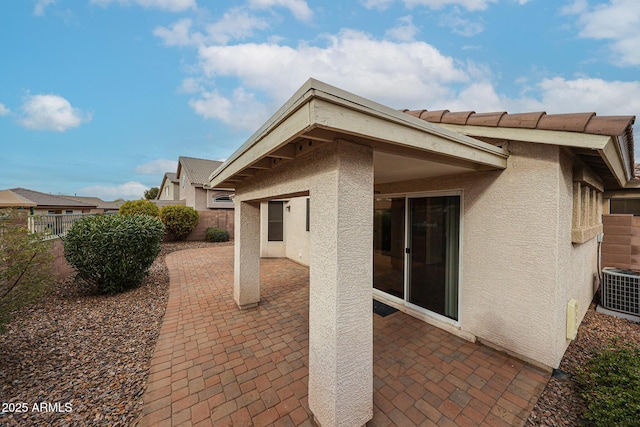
left=0, top=241, right=227, bottom=427
left=526, top=304, right=640, bottom=426
left=2, top=239, right=640, bottom=426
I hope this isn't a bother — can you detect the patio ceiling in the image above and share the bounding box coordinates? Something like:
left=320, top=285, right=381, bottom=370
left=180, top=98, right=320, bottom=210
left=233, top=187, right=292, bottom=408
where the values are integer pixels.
left=208, top=79, right=508, bottom=189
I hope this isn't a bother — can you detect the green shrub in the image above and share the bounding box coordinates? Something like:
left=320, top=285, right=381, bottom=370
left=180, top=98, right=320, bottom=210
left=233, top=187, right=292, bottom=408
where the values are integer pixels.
left=63, top=214, right=164, bottom=294
left=159, top=205, right=199, bottom=241
left=0, top=209, right=54, bottom=330
left=206, top=227, right=230, bottom=242
left=576, top=339, right=640, bottom=426
left=119, top=199, right=159, bottom=217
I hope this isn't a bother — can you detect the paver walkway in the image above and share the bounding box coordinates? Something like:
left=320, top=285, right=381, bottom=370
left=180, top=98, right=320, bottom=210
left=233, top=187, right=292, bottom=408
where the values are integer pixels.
left=139, top=246, right=549, bottom=426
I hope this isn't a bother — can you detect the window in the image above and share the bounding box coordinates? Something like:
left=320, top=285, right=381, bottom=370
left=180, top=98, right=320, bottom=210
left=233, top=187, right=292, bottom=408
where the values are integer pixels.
left=65, top=210, right=73, bottom=214
left=306, top=198, right=310, bottom=232
left=268, top=201, right=284, bottom=241
left=214, top=195, right=232, bottom=202
left=165, top=186, right=169, bottom=197
left=572, top=165, right=603, bottom=244
left=610, top=199, right=640, bottom=216
left=181, top=175, right=186, bottom=189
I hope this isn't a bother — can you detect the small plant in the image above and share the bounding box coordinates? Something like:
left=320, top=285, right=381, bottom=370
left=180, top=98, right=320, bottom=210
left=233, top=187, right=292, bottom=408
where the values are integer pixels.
left=159, top=205, right=199, bottom=241
left=63, top=214, right=164, bottom=294
left=119, top=199, right=159, bottom=217
left=206, top=227, right=230, bottom=242
left=0, top=209, right=54, bottom=330
left=576, top=339, right=640, bottom=426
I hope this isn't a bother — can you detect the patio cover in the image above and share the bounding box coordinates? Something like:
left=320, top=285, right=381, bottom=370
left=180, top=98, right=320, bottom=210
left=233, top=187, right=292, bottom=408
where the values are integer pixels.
left=209, top=78, right=508, bottom=189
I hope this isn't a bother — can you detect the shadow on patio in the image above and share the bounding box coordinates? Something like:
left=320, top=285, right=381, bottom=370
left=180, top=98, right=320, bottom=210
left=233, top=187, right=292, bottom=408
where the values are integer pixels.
left=138, top=246, right=548, bottom=427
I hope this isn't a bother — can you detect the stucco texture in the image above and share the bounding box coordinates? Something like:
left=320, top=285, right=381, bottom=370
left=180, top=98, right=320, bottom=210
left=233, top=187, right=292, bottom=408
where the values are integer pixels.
left=234, top=141, right=374, bottom=427
left=376, top=141, right=597, bottom=368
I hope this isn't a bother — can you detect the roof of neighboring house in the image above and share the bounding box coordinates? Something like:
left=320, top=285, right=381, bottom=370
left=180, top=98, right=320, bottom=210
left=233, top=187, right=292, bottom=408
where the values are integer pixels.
left=0, top=189, right=37, bottom=207
left=6, top=188, right=97, bottom=209
left=178, top=156, right=223, bottom=187
left=60, top=195, right=124, bottom=210
left=165, top=172, right=178, bottom=183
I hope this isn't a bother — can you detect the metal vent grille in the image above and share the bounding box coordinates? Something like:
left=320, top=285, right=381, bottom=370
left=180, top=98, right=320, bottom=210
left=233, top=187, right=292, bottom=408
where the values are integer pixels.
left=601, top=267, right=640, bottom=316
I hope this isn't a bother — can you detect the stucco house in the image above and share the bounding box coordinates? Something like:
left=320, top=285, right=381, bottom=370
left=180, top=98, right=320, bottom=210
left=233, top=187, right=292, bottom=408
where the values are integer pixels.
left=207, top=79, right=635, bottom=427
left=157, top=156, right=234, bottom=210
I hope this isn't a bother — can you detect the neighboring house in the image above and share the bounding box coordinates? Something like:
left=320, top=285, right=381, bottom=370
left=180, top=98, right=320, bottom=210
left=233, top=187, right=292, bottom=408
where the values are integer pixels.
left=157, top=172, right=180, bottom=201
left=603, top=164, right=640, bottom=215
left=208, top=79, right=636, bottom=427
left=59, top=195, right=124, bottom=214
left=157, top=156, right=234, bottom=210
left=0, top=188, right=97, bottom=214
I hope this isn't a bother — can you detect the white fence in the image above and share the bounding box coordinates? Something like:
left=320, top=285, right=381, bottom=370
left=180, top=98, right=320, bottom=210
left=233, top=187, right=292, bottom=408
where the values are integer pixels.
left=27, top=213, right=96, bottom=239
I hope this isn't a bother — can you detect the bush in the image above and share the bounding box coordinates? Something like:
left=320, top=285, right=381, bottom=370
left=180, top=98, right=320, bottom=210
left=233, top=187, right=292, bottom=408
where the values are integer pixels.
left=119, top=199, right=159, bottom=217
left=206, top=227, right=230, bottom=242
left=0, top=209, right=54, bottom=330
left=63, top=214, right=164, bottom=294
left=159, top=205, right=199, bottom=241
left=577, top=339, right=640, bottom=426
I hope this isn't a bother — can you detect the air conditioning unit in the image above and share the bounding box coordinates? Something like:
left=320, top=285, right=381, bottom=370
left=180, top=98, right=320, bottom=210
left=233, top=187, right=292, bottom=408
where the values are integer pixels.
left=601, top=267, right=640, bottom=316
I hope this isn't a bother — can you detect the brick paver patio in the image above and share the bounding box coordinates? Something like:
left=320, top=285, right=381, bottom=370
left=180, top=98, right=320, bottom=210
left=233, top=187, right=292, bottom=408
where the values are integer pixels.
left=139, top=246, right=549, bottom=426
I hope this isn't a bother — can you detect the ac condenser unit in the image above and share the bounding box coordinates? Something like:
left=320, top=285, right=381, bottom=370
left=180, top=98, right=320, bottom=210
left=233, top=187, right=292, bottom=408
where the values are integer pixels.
left=601, top=267, right=640, bottom=316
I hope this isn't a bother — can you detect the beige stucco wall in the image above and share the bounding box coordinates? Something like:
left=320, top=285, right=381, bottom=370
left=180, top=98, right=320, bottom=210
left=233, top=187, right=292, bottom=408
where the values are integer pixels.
left=260, top=197, right=310, bottom=265
left=375, top=141, right=597, bottom=368
left=159, top=181, right=179, bottom=201
left=234, top=140, right=373, bottom=427
left=285, top=197, right=310, bottom=266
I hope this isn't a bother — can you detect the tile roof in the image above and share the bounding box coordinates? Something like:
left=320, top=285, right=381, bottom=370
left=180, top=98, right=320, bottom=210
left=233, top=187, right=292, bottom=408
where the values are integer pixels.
left=178, top=156, right=223, bottom=187
left=402, top=110, right=635, bottom=138
left=403, top=109, right=636, bottom=181
left=8, top=188, right=97, bottom=208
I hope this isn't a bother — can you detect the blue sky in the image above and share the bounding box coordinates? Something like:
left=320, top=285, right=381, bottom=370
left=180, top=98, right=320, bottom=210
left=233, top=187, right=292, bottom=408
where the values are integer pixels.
left=1, top=0, right=639, bottom=200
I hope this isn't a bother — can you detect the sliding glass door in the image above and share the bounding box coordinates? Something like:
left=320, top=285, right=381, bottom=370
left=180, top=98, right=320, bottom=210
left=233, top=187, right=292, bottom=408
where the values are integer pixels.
left=374, top=193, right=461, bottom=322
left=373, top=197, right=405, bottom=299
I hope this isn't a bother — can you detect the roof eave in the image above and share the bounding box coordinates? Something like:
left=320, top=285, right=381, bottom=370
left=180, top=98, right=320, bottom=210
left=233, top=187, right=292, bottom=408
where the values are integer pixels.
left=209, top=79, right=508, bottom=189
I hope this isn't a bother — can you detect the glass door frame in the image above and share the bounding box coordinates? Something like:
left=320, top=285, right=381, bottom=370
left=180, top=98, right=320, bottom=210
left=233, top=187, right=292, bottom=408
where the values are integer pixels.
left=372, top=190, right=463, bottom=327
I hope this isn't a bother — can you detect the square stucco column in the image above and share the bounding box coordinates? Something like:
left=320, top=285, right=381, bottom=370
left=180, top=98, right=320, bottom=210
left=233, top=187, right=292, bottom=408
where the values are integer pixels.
left=234, top=200, right=261, bottom=309
left=308, top=141, right=374, bottom=427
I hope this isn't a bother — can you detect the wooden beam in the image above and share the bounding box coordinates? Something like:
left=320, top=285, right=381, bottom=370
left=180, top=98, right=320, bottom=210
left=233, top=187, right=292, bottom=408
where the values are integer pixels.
left=249, top=158, right=273, bottom=170
left=267, top=144, right=297, bottom=160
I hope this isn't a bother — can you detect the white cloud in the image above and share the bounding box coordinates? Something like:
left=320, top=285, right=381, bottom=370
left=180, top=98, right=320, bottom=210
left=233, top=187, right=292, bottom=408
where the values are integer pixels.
left=178, top=77, right=203, bottom=93
left=154, top=10, right=270, bottom=47
left=135, top=159, right=178, bottom=174
left=248, top=0, right=312, bottom=21
left=567, top=0, right=640, bottom=66
left=386, top=15, right=420, bottom=41
left=439, top=8, right=484, bottom=36
left=78, top=181, right=149, bottom=200
left=206, top=9, right=270, bottom=44
left=193, top=29, right=469, bottom=119
left=34, top=0, right=55, bottom=16
left=527, top=77, right=640, bottom=115
left=90, top=0, right=196, bottom=12
left=19, top=94, right=92, bottom=132
left=363, top=0, right=497, bottom=11
left=154, top=18, right=200, bottom=46
left=189, top=87, right=272, bottom=130
left=0, top=103, right=9, bottom=116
